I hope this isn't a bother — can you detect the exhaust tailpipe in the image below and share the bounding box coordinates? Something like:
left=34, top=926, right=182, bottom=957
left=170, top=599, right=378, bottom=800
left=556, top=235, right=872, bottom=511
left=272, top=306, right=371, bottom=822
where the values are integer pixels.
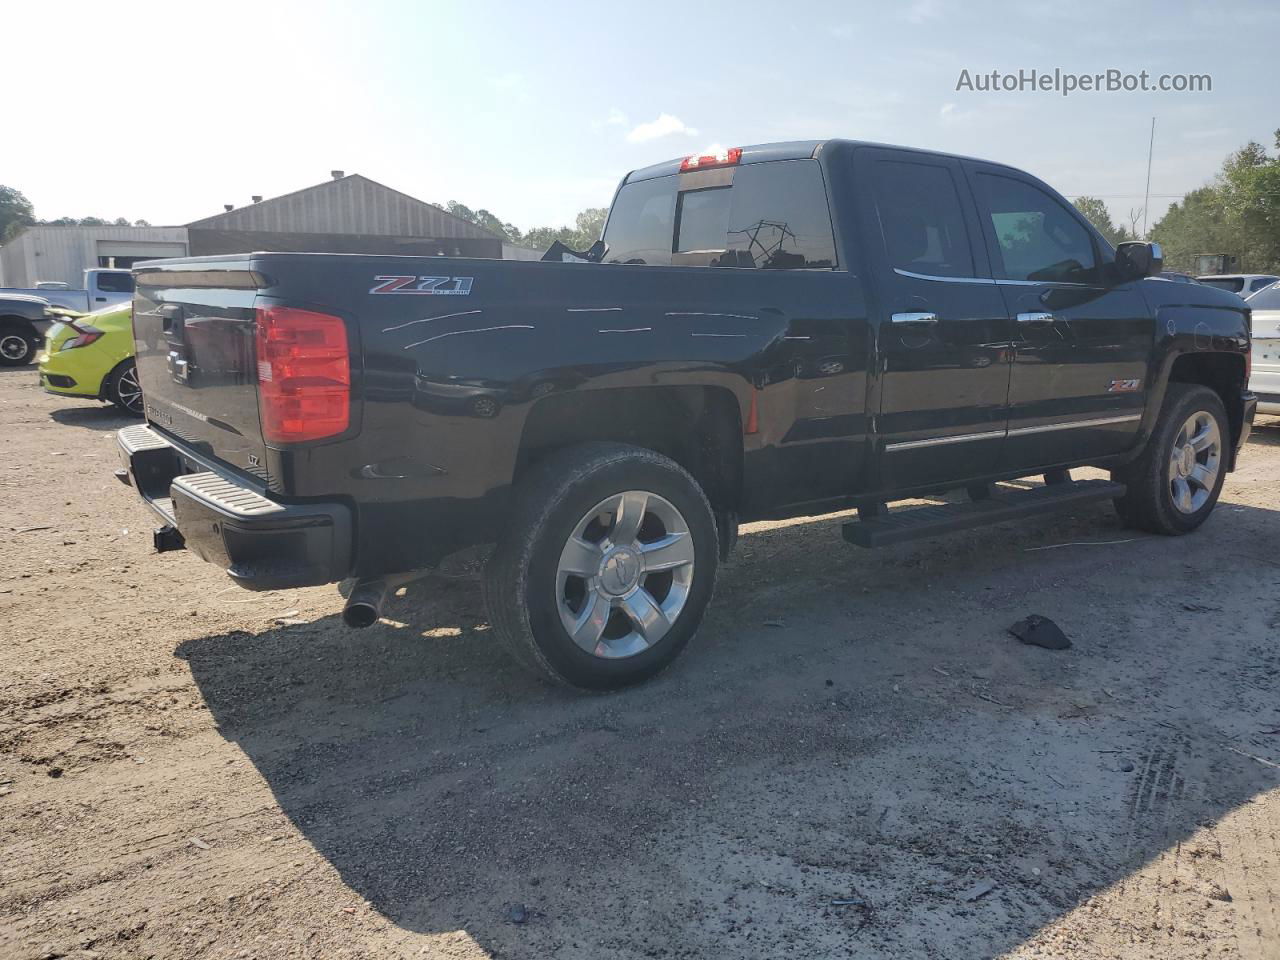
left=342, top=579, right=390, bottom=628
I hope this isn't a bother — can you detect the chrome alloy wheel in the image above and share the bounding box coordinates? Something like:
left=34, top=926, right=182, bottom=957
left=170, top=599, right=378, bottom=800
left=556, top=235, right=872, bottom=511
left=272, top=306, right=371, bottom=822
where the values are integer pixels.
left=1169, top=410, right=1221, bottom=515
left=1, top=333, right=30, bottom=362
left=556, top=490, right=696, bottom=659
left=116, top=364, right=144, bottom=414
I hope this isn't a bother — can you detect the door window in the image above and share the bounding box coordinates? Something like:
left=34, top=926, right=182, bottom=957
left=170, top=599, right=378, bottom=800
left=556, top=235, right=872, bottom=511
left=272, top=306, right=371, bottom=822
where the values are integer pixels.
left=978, top=174, right=1099, bottom=284
left=869, top=159, right=975, bottom=278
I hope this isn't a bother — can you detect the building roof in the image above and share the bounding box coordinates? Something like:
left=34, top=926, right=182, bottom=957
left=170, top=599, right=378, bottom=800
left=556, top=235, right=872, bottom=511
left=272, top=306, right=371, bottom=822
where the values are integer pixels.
left=186, top=174, right=502, bottom=241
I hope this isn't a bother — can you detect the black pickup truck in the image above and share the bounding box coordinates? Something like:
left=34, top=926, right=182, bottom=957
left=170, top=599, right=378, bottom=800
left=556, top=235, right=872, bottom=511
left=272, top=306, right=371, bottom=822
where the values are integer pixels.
left=117, top=139, right=1256, bottom=689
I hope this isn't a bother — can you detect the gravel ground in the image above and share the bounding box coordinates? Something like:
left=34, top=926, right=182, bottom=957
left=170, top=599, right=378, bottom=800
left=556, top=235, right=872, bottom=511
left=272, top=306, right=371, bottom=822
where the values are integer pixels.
left=1, top=364, right=1278, bottom=960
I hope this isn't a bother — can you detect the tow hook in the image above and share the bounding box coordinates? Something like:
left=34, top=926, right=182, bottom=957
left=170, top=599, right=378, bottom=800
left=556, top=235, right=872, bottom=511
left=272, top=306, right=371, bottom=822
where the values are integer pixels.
left=153, top=524, right=185, bottom=553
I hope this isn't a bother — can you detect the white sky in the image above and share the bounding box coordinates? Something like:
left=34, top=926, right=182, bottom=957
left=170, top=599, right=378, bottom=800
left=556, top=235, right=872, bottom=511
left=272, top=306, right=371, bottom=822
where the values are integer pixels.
left=4, top=0, right=1275, bottom=234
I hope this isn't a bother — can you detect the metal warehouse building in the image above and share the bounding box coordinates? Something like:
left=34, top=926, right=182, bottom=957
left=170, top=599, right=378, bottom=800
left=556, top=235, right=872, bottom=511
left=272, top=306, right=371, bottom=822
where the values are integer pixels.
left=0, top=225, right=190, bottom=288
left=186, top=172, right=504, bottom=258
left=1, top=171, right=518, bottom=287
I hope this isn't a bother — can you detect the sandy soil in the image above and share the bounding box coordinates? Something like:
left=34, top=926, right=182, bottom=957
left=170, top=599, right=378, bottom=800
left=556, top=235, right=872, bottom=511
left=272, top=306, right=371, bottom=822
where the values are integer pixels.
left=1, top=364, right=1278, bottom=960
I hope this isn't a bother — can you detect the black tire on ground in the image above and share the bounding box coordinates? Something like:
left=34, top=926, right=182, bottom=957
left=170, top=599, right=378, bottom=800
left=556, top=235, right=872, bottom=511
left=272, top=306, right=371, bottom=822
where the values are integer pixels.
left=1112, top=383, right=1229, bottom=535
left=483, top=442, right=719, bottom=690
left=0, top=326, right=37, bottom=366
left=107, top=359, right=144, bottom=416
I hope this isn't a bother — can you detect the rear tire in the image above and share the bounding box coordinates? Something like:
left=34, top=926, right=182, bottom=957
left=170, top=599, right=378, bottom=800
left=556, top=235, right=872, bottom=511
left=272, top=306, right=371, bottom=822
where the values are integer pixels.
left=107, top=359, right=144, bottom=416
left=0, top=326, right=37, bottom=366
left=1112, top=383, right=1228, bottom=535
left=483, top=442, right=718, bottom=690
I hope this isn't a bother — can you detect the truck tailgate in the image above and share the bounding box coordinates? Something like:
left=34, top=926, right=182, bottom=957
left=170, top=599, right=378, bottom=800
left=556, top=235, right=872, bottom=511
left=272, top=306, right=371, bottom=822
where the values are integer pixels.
left=132, top=262, right=271, bottom=481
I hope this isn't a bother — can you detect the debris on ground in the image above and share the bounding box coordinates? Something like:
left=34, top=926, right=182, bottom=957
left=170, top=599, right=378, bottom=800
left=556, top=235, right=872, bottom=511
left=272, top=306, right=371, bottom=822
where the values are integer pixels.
left=505, top=903, right=529, bottom=924
left=1009, top=614, right=1071, bottom=650
left=960, top=879, right=998, bottom=902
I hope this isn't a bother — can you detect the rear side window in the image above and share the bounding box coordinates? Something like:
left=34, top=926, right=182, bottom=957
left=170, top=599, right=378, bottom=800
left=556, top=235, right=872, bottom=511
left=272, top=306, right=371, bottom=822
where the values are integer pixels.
left=604, top=159, right=837, bottom=269
left=978, top=174, right=1099, bottom=284
left=603, top=177, right=677, bottom=265
left=869, top=159, right=975, bottom=278
left=96, top=272, right=134, bottom=293
left=1251, top=276, right=1279, bottom=292
left=1248, top=283, right=1280, bottom=310
left=719, top=161, right=836, bottom=269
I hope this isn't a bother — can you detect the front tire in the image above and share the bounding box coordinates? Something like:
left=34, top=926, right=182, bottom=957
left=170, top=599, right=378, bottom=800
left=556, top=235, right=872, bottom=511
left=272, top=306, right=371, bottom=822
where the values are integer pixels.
left=484, top=443, right=718, bottom=690
left=1113, top=383, right=1228, bottom=535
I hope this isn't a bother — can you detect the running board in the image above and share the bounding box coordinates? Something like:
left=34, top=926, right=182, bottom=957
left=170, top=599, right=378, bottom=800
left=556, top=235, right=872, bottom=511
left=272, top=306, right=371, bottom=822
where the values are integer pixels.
left=842, top=479, right=1126, bottom=548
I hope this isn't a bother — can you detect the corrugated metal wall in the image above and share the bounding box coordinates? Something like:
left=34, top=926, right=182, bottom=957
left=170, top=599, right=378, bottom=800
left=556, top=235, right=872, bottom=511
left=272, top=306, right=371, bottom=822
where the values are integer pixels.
left=188, top=175, right=500, bottom=242
left=0, top=227, right=189, bottom=287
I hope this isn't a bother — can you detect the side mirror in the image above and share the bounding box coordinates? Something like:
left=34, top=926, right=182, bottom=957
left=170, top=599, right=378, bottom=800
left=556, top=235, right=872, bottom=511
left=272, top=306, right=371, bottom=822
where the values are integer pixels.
left=1115, top=241, right=1163, bottom=282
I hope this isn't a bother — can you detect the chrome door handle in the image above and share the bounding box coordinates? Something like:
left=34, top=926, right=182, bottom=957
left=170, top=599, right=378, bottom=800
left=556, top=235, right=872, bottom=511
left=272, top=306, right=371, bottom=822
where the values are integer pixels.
left=891, top=312, right=938, bottom=325
left=1017, top=311, right=1055, bottom=324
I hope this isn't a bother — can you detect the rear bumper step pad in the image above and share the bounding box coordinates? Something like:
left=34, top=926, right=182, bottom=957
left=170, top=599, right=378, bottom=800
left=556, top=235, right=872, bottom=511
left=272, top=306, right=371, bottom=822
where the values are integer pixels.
left=843, top=479, right=1126, bottom=548
left=116, top=423, right=353, bottom=590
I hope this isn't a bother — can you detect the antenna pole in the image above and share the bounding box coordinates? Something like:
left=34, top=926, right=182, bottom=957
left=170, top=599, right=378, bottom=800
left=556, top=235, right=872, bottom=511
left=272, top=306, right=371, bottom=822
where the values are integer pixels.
left=1142, top=117, right=1155, bottom=239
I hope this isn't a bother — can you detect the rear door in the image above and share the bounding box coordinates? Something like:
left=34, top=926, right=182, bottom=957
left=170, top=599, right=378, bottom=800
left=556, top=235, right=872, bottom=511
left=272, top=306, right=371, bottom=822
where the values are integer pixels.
left=967, top=165, right=1154, bottom=469
left=853, top=147, right=1012, bottom=489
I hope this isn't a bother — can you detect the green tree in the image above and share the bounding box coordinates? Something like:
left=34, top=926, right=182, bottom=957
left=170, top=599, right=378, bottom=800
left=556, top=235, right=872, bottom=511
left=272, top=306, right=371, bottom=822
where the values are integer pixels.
left=439, top=200, right=523, bottom=243
left=1151, top=129, right=1280, bottom=273
left=1072, top=196, right=1133, bottom=247
left=441, top=201, right=608, bottom=253
left=0, top=185, right=35, bottom=242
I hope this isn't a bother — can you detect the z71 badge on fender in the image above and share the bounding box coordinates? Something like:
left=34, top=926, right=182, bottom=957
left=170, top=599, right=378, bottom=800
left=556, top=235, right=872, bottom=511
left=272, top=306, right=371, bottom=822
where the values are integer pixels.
left=369, top=275, right=474, bottom=296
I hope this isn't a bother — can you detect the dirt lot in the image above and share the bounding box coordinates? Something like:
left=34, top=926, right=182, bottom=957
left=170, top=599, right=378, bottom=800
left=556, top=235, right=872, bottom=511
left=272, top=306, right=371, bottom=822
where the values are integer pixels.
left=2, top=364, right=1278, bottom=960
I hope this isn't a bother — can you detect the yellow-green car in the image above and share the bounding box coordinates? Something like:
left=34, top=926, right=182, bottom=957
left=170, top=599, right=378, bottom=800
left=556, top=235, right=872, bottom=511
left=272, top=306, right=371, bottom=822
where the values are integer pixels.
left=37, top=303, right=142, bottom=415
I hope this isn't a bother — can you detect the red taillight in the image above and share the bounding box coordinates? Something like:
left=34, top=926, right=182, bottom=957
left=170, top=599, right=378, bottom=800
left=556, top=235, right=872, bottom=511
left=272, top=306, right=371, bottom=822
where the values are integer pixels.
left=679, top=146, right=742, bottom=172
left=255, top=306, right=350, bottom=444
left=59, top=320, right=104, bottom=350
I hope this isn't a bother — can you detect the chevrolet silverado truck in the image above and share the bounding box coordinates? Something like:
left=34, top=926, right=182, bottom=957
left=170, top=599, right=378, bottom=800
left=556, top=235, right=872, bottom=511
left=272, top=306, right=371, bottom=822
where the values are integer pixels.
left=116, top=139, right=1256, bottom=690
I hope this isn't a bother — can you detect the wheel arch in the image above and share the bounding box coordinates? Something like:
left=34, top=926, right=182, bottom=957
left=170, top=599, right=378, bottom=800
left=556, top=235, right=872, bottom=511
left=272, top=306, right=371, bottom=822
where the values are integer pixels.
left=1166, top=351, right=1247, bottom=468
left=514, top=385, right=745, bottom=537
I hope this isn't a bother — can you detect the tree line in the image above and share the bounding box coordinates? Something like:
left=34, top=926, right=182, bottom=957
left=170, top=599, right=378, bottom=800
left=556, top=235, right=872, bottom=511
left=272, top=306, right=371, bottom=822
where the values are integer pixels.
left=1073, top=127, right=1280, bottom=274
left=0, top=186, right=150, bottom=242
left=437, top=200, right=608, bottom=253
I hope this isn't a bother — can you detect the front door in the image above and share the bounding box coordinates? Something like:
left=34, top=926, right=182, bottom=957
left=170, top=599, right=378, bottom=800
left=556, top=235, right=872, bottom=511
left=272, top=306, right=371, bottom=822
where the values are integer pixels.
left=966, top=165, right=1154, bottom=470
left=853, top=148, right=1012, bottom=490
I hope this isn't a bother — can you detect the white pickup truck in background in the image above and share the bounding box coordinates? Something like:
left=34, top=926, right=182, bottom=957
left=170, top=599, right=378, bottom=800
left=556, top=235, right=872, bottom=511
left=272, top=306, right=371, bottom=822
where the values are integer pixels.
left=1247, top=281, right=1280, bottom=414
left=0, top=268, right=135, bottom=312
